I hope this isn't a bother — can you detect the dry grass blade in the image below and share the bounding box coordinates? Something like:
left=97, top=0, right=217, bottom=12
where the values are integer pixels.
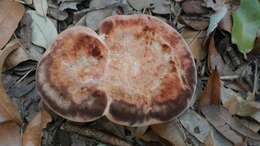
left=0, top=40, right=22, bottom=124
left=0, top=0, right=25, bottom=49
left=22, top=110, right=52, bottom=146
left=62, top=123, right=133, bottom=146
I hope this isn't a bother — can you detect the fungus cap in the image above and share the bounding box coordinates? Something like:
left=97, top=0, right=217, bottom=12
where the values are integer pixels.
left=36, top=15, right=197, bottom=126
left=36, top=26, right=109, bottom=122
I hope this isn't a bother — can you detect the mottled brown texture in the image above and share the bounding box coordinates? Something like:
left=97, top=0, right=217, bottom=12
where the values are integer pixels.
left=36, top=15, right=196, bottom=126
left=36, top=26, right=109, bottom=122
left=100, top=15, right=196, bottom=126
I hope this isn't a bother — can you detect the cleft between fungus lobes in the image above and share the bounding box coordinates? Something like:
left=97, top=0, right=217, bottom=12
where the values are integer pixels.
left=36, top=15, right=197, bottom=126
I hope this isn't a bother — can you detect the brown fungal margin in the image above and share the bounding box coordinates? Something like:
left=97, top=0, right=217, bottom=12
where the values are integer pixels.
left=36, top=26, right=109, bottom=122
left=36, top=15, right=197, bottom=126
left=100, top=15, right=196, bottom=126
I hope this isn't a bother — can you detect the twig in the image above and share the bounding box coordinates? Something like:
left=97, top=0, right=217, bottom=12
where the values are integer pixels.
left=200, top=75, right=240, bottom=81
left=14, top=67, right=35, bottom=86
left=62, top=123, right=133, bottom=146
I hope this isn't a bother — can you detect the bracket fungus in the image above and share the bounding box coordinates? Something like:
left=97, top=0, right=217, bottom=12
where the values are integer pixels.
left=36, top=15, right=197, bottom=126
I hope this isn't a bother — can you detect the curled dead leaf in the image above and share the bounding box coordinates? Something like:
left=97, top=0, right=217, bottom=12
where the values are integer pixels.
left=0, top=41, right=22, bottom=124
left=22, top=110, right=52, bottom=146
left=202, top=105, right=260, bottom=143
left=198, top=68, right=221, bottom=108
left=0, top=0, right=25, bottom=49
left=181, top=0, right=209, bottom=15
left=3, top=39, right=26, bottom=70
left=239, top=119, right=260, bottom=133
left=4, top=40, right=44, bottom=70
left=181, top=16, right=209, bottom=30
left=223, top=95, right=260, bottom=117
left=201, top=105, right=243, bottom=145
left=204, top=127, right=232, bottom=146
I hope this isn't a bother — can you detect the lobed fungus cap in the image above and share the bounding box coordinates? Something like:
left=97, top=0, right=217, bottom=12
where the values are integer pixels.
left=36, top=15, right=197, bottom=126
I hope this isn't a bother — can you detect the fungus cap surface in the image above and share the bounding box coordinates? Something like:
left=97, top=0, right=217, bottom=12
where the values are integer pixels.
left=100, top=15, right=196, bottom=126
left=36, top=15, right=197, bottom=126
left=36, top=26, right=109, bottom=122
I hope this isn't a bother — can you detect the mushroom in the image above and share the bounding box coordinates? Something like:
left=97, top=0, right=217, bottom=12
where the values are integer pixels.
left=36, top=15, right=196, bottom=126
left=37, top=26, right=109, bottom=122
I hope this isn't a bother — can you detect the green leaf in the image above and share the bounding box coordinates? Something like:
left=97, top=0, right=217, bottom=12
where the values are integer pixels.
left=232, top=0, right=260, bottom=54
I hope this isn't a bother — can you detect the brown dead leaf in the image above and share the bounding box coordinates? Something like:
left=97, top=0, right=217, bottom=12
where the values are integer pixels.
left=198, top=68, right=221, bottom=107
left=181, top=16, right=209, bottom=30
left=204, top=127, right=233, bottom=146
left=202, top=105, right=260, bottom=143
left=0, top=0, right=25, bottom=49
left=151, top=121, right=186, bottom=146
left=3, top=39, right=43, bottom=70
left=181, top=0, right=209, bottom=15
left=181, top=28, right=207, bottom=60
left=239, top=119, right=260, bottom=133
left=223, top=95, right=260, bottom=117
left=201, top=105, right=243, bottom=145
left=3, top=39, right=27, bottom=70
left=22, top=110, right=52, bottom=146
left=0, top=121, right=21, bottom=146
left=0, top=40, right=22, bottom=124
left=221, top=87, right=260, bottom=119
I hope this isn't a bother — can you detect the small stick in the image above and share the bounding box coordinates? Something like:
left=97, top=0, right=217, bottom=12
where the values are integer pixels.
left=200, top=75, right=240, bottom=81
left=14, top=67, right=34, bottom=86
left=62, top=123, right=133, bottom=146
